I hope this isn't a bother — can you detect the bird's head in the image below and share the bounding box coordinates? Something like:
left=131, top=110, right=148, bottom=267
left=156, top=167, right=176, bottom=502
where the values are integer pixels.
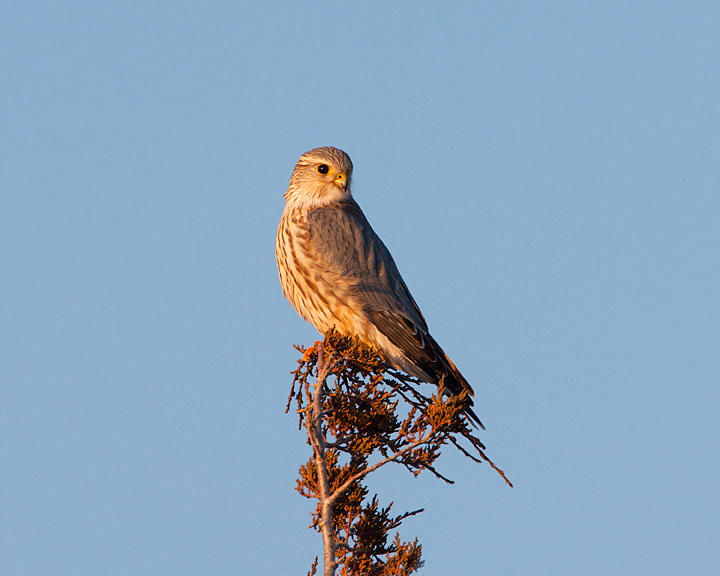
left=284, top=146, right=354, bottom=207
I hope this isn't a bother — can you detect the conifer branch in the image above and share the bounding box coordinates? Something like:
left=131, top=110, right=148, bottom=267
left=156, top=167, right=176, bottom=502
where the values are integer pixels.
left=287, top=331, right=511, bottom=575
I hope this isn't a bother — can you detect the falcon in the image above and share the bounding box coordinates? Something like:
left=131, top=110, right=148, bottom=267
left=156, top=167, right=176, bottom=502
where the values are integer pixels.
left=276, top=146, right=483, bottom=427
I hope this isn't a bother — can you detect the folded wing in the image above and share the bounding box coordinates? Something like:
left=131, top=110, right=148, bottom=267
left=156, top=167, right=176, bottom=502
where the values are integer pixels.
left=305, top=200, right=478, bottom=410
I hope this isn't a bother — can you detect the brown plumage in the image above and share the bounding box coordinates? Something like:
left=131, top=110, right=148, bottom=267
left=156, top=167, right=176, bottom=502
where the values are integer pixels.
left=276, top=146, right=483, bottom=427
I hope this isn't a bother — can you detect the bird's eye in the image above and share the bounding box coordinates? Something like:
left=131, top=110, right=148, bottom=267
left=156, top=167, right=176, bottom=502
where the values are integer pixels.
left=317, top=164, right=330, bottom=175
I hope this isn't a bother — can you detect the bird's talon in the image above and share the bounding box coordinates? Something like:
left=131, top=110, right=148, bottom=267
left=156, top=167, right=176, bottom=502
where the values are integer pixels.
left=301, top=341, right=324, bottom=362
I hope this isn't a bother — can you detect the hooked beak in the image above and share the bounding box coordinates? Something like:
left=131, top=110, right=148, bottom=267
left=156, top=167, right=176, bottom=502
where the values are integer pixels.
left=334, top=173, right=348, bottom=191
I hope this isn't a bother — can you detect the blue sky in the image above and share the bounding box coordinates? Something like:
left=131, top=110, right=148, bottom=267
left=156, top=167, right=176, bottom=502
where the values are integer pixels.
left=2, top=1, right=718, bottom=574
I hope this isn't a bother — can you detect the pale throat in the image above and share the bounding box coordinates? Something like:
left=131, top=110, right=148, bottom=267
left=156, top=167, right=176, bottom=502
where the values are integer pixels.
left=287, top=182, right=352, bottom=210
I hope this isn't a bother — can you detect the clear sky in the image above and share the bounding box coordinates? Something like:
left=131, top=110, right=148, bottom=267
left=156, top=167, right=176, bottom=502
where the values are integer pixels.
left=2, top=1, right=718, bottom=574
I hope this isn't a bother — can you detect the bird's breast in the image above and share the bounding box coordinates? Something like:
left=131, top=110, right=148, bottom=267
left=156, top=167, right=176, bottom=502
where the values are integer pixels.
left=276, top=208, right=368, bottom=338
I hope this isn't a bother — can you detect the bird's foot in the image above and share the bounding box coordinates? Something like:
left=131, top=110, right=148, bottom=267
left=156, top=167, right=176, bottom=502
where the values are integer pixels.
left=301, top=340, right=324, bottom=363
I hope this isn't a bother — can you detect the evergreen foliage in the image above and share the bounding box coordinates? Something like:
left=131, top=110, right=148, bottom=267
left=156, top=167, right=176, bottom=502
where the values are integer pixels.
left=288, top=331, right=511, bottom=576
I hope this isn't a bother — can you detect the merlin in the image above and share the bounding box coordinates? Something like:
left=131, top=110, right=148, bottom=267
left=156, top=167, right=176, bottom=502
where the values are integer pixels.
left=276, top=146, right=483, bottom=427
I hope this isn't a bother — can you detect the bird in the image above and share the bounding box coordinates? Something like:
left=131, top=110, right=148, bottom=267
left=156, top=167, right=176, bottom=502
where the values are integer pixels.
left=276, top=146, right=483, bottom=428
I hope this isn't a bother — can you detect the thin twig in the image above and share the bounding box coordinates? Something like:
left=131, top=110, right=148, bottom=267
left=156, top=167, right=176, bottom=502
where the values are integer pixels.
left=328, top=430, right=441, bottom=506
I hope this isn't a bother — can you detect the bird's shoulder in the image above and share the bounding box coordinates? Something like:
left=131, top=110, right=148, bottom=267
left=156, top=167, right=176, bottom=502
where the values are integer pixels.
left=305, top=198, right=368, bottom=228
left=304, top=200, right=428, bottom=331
left=302, top=200, right=377, bottom=254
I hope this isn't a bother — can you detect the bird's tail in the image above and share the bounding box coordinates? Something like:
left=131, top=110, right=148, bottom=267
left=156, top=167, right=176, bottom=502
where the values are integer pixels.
left=436, top=343, right=485, bottom=430
left=463, top=405, right=485, bottom=430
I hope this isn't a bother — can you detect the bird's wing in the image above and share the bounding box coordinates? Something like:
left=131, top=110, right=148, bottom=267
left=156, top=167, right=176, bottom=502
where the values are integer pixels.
left=305, top=201, right=460, bottom=384
left=305, top=200, right=427, bottom=328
